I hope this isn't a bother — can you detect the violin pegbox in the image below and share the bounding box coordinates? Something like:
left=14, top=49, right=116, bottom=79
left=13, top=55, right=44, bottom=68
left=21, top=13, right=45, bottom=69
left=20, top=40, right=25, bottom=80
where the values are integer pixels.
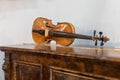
left=93, top=30, right=109, bottom=46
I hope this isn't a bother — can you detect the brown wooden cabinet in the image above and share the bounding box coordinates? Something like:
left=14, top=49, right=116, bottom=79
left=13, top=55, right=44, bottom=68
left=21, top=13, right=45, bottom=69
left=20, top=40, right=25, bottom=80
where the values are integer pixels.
left=1, top=44, right=120, bottom=80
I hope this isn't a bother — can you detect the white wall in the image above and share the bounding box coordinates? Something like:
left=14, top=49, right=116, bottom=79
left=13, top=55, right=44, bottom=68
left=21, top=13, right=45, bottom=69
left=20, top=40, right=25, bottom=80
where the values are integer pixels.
left=0, top=0, right=120, bottom=79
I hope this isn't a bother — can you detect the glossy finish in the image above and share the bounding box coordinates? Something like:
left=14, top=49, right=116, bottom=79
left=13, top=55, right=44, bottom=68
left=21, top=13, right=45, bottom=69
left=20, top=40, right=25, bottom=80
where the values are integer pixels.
left=32, top=17, right=75, bottom=46
left=32, top=17, right=109, bottom=46
left=1, top=44, right=120, bottom=80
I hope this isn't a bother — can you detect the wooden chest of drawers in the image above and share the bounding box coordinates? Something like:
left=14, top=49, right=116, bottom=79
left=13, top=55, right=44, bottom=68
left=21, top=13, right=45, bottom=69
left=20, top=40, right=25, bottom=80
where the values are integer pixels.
left=0, top=44, right=120, bottom=80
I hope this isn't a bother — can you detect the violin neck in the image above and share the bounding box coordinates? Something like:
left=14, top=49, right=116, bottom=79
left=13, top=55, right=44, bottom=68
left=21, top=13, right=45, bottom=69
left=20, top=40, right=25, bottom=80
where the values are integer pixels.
left=49, top=30, right=93, bottom=40
left=32, top=29, right=94, bottom=40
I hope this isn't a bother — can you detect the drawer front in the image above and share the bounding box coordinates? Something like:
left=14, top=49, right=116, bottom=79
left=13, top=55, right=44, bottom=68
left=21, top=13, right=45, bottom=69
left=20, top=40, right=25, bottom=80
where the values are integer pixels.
left=12, top=61, right=43, bottom=80
left=51, top=70, right=95, bottom=80
left=50, top=67, right=98, bottom=80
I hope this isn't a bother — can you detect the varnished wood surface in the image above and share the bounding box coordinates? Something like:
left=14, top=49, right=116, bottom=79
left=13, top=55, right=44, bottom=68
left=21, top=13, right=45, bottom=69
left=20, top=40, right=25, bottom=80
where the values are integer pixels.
left=32, top=17, right=109, bottom=46
left=1, top=44, right=120, bottom=80
left=32, top=17, right=75, bottom=46
left=0, top=44, right=120, bottom=62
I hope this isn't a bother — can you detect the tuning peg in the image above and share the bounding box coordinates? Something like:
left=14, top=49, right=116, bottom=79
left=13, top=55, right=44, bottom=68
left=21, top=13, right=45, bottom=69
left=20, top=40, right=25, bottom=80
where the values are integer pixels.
left=95, top=40, right=98, bottom=46
left=99, top=31, right=103, bottom=37
left=93, top=30, right=96, bottom=37
left=100, top=41, right=104, bottom=46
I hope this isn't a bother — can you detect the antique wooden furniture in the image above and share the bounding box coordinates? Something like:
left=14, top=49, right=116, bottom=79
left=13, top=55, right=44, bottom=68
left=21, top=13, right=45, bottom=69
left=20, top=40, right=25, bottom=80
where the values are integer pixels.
left=1, top=44, right=120, bottom=80
left=32, top=17, right=109, bottom=46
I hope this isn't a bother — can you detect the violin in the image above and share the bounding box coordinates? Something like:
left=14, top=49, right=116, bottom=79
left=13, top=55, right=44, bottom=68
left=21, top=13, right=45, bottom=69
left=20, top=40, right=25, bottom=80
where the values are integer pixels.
left=32, top=17, right=109, bottom=46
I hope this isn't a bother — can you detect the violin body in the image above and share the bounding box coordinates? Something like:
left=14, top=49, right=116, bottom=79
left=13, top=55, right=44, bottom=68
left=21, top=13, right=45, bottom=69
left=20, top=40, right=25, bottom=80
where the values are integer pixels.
left=32, top=17, right=75, bottom=46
